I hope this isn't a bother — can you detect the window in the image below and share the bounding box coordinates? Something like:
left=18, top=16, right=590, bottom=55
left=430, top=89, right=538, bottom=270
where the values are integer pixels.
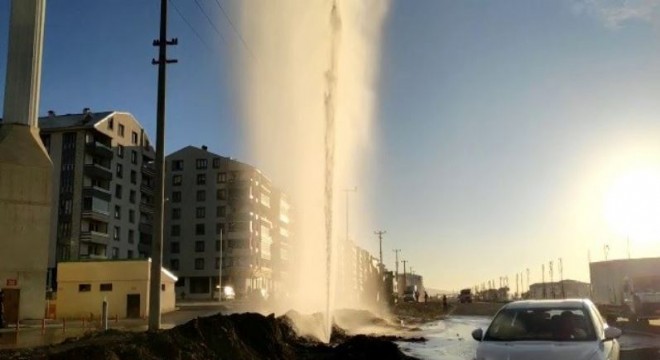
left=216, top=223, right=225, bottom=235
left=484, top=308, right=596, bottom=342
left=172, top=175, right=182, bottom=186
left=195, top=223, right=205, bottom=235
left=189, top=277, right=209, bottom=293
left=116, top=163, right=123, bottom=178
left=128, top=229, right=135, bottom=243
left=217, top=206, right=226, bottom=217
left=78, top=284, right=91, bottom=292
left=196, top=190, right=206, bottom=201
left=195, top=241, right=205, bottom=252
left=172, top=191, right=182, bottom=203
left=114, top=226, right=120, bottom=241
left=131, top=131, right=138, bottom=145
left=130, top=170, right=137, bottom=184
left=117, top=144, right=124, bottom=158
left=129, top=210, right=135, bottom=223
left=118, top=124, right=125, bottom=137
left=170, top=259, right=179, bottom=270
left=128, top=250, right=134, bottom=259
left=108, top=117, right=114, bottom=130
left=115, top=184, right=122, bottom=199
left=129, top=190, right=136, bottom=204
left=170, top=242, right=180, bottom=254
left=111, top=247, right=119, bottom=259
left=213, top=157, right=221, bottom=168
left=196, top=159, right=208, bottom=169
left=172, top=160, right=184, bottom=171
left=197, top=173, right=206, bottom=185
left=217, top=172, right=226, bottom=183
left=176, top=277, right=186, bottom=287
left=215, top=257, right=220, bottom=270
left=217, top=189, right=227, bottom=200
left=196, top=207, right=206, bottom=219
left=114, top=205, right=121, bottom=219
left=100, top=283, right=113, bottom=292
left=195, top=258, right=204, bottom=270
left=131, top=150, right=138, bottom=164
left=171, top=225, right=180, bottom=236
left=215, top=240, right=221, bottom=251
left=172, top=208, right=181, bottom=220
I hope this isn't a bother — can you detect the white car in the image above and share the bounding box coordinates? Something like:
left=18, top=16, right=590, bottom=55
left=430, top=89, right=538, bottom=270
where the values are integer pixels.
left=472, top=299, right=621, bottom=360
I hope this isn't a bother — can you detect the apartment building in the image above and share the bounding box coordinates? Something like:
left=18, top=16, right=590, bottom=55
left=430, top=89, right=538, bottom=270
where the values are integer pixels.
left=39, top=110, right=155, bottom=288
left=164, top=146, right=290, bottom=299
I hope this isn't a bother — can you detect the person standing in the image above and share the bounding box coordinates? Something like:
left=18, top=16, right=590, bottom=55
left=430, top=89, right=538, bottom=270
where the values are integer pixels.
left=424, top=291, right=429, bottom=303
left=442, top=294, right=448, bottom=311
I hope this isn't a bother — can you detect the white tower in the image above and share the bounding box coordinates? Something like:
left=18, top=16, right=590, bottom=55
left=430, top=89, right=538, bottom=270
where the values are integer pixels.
left=0, top=0, right=51, bottom=321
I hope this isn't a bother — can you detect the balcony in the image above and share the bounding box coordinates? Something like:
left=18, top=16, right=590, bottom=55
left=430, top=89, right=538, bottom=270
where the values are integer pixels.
left=81, top=253, right=108, bottom=260
left=81, top=208, right=110, bottom=222
left=84, top=163, right=112, bottom=181
left=140, top=201, right=154, bottom=213
left=82, top=185, right=112, bottom=202
left=142, top=164, right=155, bottom=177
left=80, top=231, right=110, bottom=245
left=85, top=141, right=113, bottom=158
left=139, top=222, right=153, bottom=234
left=140, top=183, right=154, bottom=194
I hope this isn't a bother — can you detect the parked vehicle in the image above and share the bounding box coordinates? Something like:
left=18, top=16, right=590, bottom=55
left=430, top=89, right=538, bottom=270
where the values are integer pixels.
left=459, top=288, right=473, bottom=303
left=221, top=286, right=236, bottom=300
left=472, top=299, right=621, bottom=360
left=403, top=285, right=417, bottom=302
left=590, top=257, right=660, bottom=324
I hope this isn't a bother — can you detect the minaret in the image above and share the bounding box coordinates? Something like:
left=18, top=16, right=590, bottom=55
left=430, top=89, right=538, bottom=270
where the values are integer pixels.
left=0, top=0, right=52, bottom=321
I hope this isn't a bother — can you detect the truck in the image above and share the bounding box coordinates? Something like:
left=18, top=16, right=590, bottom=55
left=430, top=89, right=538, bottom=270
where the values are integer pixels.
left=403, top=285, right=418, bottom=302
left=459, top=288, right=473, bottom=303
left=590, top=257, right=660, bottom=324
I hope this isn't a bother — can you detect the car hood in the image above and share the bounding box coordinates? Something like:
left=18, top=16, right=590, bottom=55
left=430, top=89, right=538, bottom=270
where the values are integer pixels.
left=476, top=341, right=600, bottom=360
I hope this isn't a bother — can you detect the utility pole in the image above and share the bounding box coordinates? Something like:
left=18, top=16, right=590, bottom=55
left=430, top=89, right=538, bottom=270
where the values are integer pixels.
left=402, top=259, right=408, bottom=290
left=549, top=261, right=555, bottom=299
left=218, top=230, right=223, bottom=302
left=541, top=264, right=546, bottom=299
left=559, top=257, right=564, bottom=298
left=374, top=230, right=386, bottom=270
left=148, top=0, right=177, bottom=332
left=393, top=249, right=401, bottom=278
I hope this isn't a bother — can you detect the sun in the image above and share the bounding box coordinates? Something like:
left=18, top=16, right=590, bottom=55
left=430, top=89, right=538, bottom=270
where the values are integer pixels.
left=603, top=168, right=660, bottom=243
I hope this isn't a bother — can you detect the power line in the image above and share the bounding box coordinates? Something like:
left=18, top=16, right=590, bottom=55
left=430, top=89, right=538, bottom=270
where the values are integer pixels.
left=168, top=0, right=213, bottom=52
left=212, top=0, right=253, bottom=57
left=192, top=0, right=228, bottom=45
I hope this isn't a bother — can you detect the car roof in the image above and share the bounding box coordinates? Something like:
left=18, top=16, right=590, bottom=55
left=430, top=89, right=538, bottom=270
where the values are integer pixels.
left=503, top=299, right=590, bottom=310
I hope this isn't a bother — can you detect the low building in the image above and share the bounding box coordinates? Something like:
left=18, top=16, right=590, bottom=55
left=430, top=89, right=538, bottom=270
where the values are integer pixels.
left=528, top=279, right=591, bottom=300
left=56, top=260, right=176, bottom=319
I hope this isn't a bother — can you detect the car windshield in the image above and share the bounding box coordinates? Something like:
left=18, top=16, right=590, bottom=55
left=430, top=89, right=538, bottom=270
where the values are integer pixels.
left=484, top=307, right=596, bottom=342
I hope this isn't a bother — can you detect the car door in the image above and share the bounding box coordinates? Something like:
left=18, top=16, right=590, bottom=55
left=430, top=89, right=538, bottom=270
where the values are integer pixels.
left=588, top=302, right=618, bottom=360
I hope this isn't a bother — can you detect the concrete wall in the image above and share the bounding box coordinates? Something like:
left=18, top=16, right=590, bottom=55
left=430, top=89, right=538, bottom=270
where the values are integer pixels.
left=0, top=125, right=52, bottom=319
left=56, top=260, right=175, bottom=319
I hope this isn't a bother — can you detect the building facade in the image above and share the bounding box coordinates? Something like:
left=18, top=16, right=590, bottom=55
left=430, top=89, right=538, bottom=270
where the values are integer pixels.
left=39, top=110, right=155, bottom=289
left=164, top=146, right=290, bottom=299
left=56, top=260, right=176, bottom=319
left=528, top=279, right=591, bottom=299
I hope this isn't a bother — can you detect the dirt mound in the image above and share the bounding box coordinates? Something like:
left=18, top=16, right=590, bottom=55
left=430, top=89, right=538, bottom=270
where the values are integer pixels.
left=0, top=312, right=419, bottom=360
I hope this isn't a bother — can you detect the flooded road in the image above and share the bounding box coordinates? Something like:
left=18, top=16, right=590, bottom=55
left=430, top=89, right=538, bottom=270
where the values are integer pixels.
left=397, top=316, right=660, bottom=360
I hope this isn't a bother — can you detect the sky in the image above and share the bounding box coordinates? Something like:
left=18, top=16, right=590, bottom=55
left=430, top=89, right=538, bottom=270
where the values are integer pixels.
left=3, top=0, right=660, bottom=291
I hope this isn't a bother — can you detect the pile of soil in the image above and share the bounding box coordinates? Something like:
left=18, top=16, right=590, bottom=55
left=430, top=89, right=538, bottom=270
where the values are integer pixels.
left=0, top=312, right=420, bottom=360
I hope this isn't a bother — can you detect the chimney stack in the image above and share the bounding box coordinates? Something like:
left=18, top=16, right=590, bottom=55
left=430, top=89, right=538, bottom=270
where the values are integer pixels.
left=202, top=145, right=208, bottom=151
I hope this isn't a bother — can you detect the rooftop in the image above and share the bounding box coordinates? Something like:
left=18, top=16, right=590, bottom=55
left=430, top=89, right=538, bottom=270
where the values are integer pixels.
left=38, top=111, right=114, bottom=130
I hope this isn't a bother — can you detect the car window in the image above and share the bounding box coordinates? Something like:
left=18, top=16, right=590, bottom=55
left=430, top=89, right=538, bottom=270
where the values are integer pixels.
left=587, top=302, right=605, bottom=338
left=484, top=307, right=596, bottom=342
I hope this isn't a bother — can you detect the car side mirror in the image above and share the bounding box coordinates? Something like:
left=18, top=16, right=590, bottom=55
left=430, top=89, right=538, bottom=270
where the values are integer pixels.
left=472, top=328, right=483, bottom=342
left=604, top=327, right=622, bottom=340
